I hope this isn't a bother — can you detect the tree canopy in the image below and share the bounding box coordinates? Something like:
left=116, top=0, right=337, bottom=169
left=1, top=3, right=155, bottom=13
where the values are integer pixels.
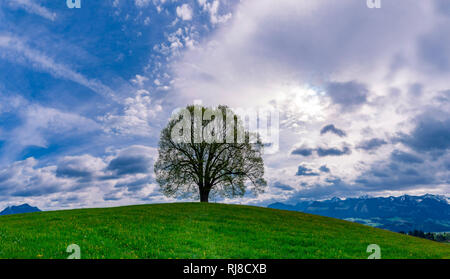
left=154, top=105, right=267, bottom=202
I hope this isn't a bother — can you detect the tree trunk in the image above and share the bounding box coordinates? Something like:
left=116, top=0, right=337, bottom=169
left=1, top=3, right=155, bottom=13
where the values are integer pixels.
left=200, top=188, right=210, bottom=203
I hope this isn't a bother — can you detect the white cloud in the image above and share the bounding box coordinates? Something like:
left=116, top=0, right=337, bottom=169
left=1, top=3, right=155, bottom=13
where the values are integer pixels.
left=168, top=0, right=450, bottom=202
left=134, top=0, right=151, bottom=8
left=0, top=158, right=73, bottom=207
left=56, top=155, right=107, bottom=179
left=176, top=4, right=193, bottom=21
left=0, top=145, right=163, bottom=210
left=2, top=0, right=449, bottom=207
left=100, top=89, right=162, bottom=136
left=0, top=99, right=100, bottom=164
left=198, top=0, right=232, bottom=24
left=9, top=0, right=56, bottom=21
left=130, top=74, right=149, bottom=87
left=0, top=35, right=117, bottom=101
left=17, top=105, right=99, bottom=147
left=173, top=0, right=436, bottom=107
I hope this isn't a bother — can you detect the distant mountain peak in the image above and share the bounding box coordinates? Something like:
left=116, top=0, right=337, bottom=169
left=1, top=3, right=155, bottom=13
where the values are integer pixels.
left=268, top=194, right=450, bottom=233
left=0, top=203, right=41, bottom=216
left=420, top=194, right=448, bottom=203
left=399, top=194, right=410, bottom=201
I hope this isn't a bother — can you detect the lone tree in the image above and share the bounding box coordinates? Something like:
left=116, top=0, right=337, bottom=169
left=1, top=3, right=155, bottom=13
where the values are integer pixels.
left=154, top=105, right=267, bottom=202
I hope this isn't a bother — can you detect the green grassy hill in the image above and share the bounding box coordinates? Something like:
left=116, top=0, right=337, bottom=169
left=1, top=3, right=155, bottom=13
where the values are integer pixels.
left=0, top=203, right=448, bottom=259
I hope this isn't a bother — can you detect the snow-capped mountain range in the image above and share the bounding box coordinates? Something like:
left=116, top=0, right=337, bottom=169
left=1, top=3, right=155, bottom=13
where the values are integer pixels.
left=268, top=194, right=450, bottom=232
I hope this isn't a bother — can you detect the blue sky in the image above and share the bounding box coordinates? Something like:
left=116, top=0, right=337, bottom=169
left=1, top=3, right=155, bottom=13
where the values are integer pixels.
left=0, top=0, right=449, bottom=210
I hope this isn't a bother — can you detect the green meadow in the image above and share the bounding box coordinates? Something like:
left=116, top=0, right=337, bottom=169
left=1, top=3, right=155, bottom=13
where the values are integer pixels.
left=0, top=203, right=448, bottom=259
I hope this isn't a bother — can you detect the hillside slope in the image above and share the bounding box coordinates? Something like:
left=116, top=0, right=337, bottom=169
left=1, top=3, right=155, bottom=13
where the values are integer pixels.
left=0, top=203, right=448, bottom=259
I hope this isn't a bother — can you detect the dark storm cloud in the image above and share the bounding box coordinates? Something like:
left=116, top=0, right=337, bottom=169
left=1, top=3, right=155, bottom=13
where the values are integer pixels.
left=52, top=195, right=82, bottom=205
left=0, top=169, right=13, bottom=184
left=0, top=146, right=157, bottom=203
left=55, top=156, right=103, bottom=183
left=325, top=81, right=368, bottom=111
left=11, top=185, right=60, bottom=197
left=320, top=124, right=347, bottom=137
left=56, top=160, right=94, bottom=180
left=390, top=150, right=424, bottom=164
left=273, top=181, right=294, bottom=191
left=56, top=167, right=92, bottom=179
left=433, top=90, right=450, bottom=104
left=290, top=143, right=447, bottom=200
left=292, top=145, right=352, bottom=157
left=0, top=159, right=65, bottom=198
left=356, top=138, right=388, bottom=151
left=445, top=159, right=450, bottom=170
left=418, top=21, right=450, bottom=72
left=291, top=147, right=314, bottom=156
left=103, top=191, right=122, bottom=201
left=139, top=189, right=165, bottom=201
left=355, top=161, right=434, bottom=190
left=319, top=165, right=330, bottom=173
left=435, top=0, right=450, bottom=16
left=114, top=176, right=153, bottom=192
left=397, top=114, right=450, bottom=153
left=284, top=178, right=363, bottom=202
left=317, top=146, right=351, bottom=157
left=107, top=154, right=152, bottom=175
left=408, top=83, right=423, bottom=96
left=296, top=165, right=319, bottom=176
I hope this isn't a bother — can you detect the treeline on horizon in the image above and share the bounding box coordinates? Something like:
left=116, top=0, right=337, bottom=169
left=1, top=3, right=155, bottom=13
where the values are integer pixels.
left=399, top=230, right=450, bottom=243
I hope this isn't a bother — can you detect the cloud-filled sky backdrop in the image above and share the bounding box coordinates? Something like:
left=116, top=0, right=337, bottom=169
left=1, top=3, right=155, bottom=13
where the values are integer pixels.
left=0, top=0, right=449, bottom=210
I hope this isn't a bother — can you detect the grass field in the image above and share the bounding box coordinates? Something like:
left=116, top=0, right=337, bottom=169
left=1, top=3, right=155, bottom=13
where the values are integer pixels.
left=0, top=202, right=448, bottom=259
